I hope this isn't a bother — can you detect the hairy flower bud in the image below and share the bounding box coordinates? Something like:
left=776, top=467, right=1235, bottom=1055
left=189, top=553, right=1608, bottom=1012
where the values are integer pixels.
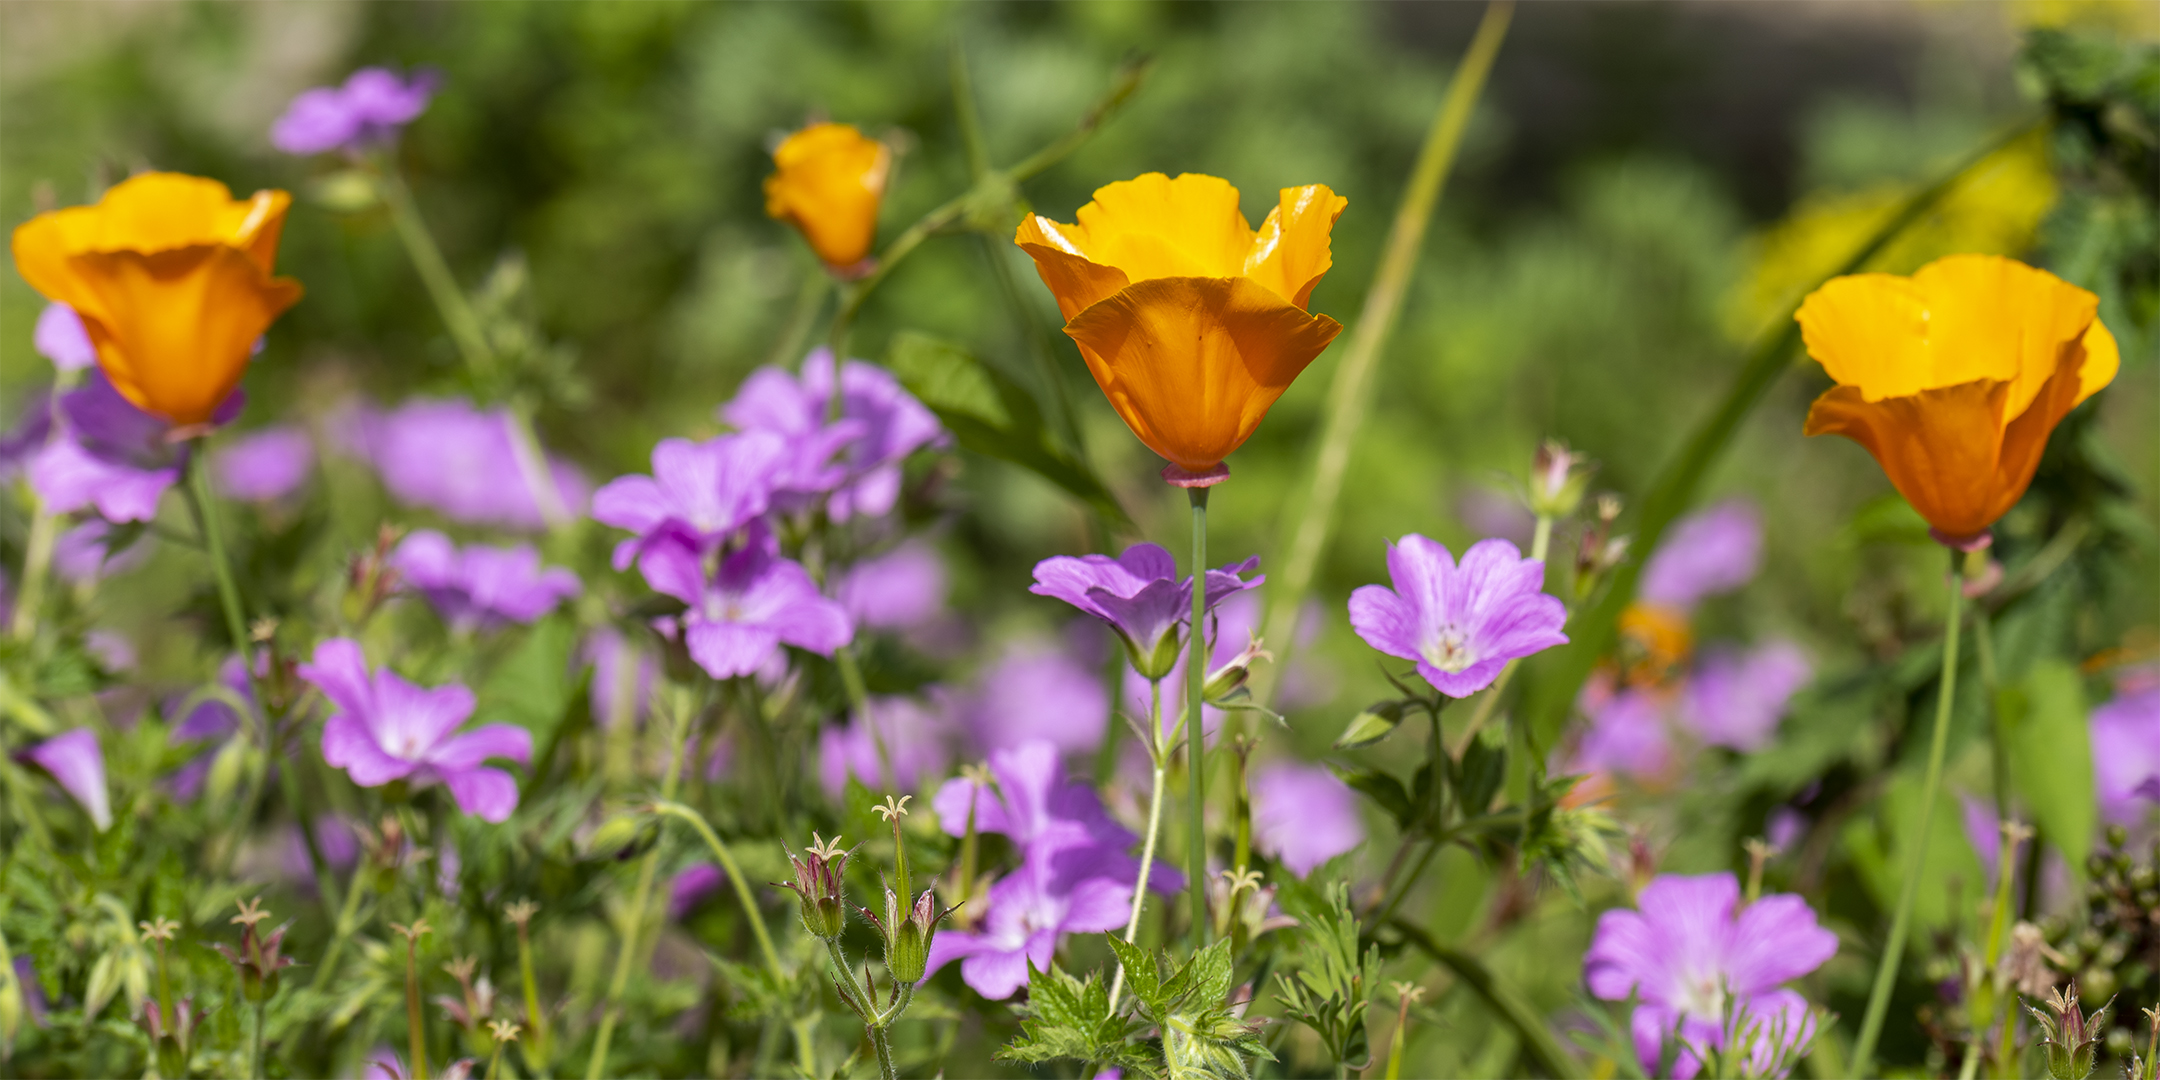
left=139, top=996, right=197, bottom=1079
left=865, top=886, right=954, bottom=986
left=1202, top=633, right=1271, bottom=705
left=1527, top=440, right=1591, bottom=519
left=779, top=834, right=851, bottom=940
left=214, top=899, right=296, bottom=1004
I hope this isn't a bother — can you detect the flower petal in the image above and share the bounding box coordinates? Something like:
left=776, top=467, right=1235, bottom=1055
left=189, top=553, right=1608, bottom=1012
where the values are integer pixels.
left=427, top=723, right=534, bottom=770
left=322, top=713, right=418, bottom=787
left=442, top=766, right=520, bottom=823
left=1243, top=184, right=1347, bottom=310
left=1724, top=894, right=1838, bottom=995
left=369, top=672, right=476, bottom=761
left=764, top=123, right=888, bottom=269
left=1805, top=378, right=2013, bottom=538
left=685, top=620, right=782, bottom=680
left=65, top=244, right=303, bottom=424
left=298, top=638, right=376, bottom=720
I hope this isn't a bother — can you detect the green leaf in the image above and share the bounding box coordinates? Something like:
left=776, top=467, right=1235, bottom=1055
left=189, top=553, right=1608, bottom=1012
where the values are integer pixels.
left=1454, top=725, right=1506, bottom=817
left=478, top=615, right=577, bottom=742
left=998, top=961, right=1155, bottom=1077
left=1330, top=765, right=1414, bottom=829
left=1334, top=701, right=1407, bottom=749
left=887, top=331, right=1132, bottom=529
left=2001, top=658, right=2096, bottom=886
left=1106, top=934, right=1163, bottom=1014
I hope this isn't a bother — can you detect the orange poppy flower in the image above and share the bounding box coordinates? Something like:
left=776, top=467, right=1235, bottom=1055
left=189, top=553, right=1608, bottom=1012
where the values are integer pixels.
left=1797, top=254, right=2118, bottom=542
left=1014, top=172, right=1347, bottom=478
left=764, top=122, right=890, bottom=273
left=12, top=172, right=303, bottom=426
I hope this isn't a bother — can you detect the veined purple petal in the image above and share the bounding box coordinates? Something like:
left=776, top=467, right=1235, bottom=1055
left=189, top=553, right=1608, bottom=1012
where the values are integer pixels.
left=1724, top=894, right=1838, bottom=996
left=298, top=638, right=376, bottom=720
left=322, top=713, right=418, bottom=787
left=28, top=435, right=176, bottom=522
left=636, top=534, right=709, bottom=607
left=685, top=621, right=784, bottom=680
left=24, top=729, right=111, bottom=831
left=1352, top=534, right=1566, bottom=699
left=368, top=673, right=477, bottom=761
left=426, top=723, right=533, bottom=770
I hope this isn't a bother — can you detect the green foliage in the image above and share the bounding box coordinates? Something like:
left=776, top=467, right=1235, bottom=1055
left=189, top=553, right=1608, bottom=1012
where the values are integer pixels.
left=2002, top=658, right=2099, bottom=884
left=997, top=961, right=1156, bottom=1078
left=1276, top=883, right=1380, bottom=1074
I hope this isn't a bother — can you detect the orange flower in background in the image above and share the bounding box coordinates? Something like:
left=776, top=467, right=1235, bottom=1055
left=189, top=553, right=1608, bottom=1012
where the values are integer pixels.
left=765, top=122, right=890, bottom=273
left=1797, top=253, right=2118, bottom=541
left=1015, top=172, right=1347, bottom=478
left=13, top=172, right=303, bottom=426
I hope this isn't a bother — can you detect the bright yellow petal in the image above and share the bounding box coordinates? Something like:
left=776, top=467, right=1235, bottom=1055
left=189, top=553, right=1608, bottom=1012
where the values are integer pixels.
left=1242, top=184, right=1347, bottom=310
left=1064, top=173, right=1253, bottom=283
left=67, top=246, right=304, bottom=424
left=765, top=123, right=889, bottom=268
left=1016, top=216, right=1131, bottom=322
left=1061, top=276, right=1341, bottom=470
left=1804, top=379, right=2011, bottom=538
left=1909, top=254, right=2096, bottom=422
left=2073, top=314, right=2119, bottom=406
left=1797, top=271, right=1975, bottom=400
left=11, top=210, right=103, bottom=313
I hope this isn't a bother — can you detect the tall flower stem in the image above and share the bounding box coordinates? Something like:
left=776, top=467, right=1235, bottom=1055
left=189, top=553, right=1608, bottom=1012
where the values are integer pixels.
left=250, top=998, right=268, bottom=1080
left=7, top=496, right=56, bottom=642
left=183, top=451, right=251, bottom=652
left=648, top=800, right=785, bottom=980
left=587, top=684, right=699, bottom=1080
left=1108, top=680, right=1168, bottom=1011
left=1253, top=0, right=1513, bottom=707
left=310, top=858, right=370, bottom=991
left=835, top=644, right=898, bottom=793
left=1186, top=487, right=1211, bottom=950
left=1852, top=557, right=1965, bottom=1076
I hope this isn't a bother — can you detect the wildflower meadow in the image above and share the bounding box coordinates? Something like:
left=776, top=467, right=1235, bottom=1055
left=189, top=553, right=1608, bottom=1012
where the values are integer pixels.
left=3, top=3, right=2158, bottom=1078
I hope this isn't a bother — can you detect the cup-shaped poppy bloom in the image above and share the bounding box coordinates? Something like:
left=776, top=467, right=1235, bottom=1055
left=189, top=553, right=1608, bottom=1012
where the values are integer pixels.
left=764, top=122, right=890, bottom=272
left=1797, top=254, right=2118, bottom=541
left=1015, top=172, right=1348, bottom=475
left=11, top=173, right=304, bottom=425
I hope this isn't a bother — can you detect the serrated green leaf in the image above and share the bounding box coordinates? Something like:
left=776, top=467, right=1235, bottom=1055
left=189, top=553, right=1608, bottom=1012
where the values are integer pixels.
left=1106, top=934, right=1162, bottom=1013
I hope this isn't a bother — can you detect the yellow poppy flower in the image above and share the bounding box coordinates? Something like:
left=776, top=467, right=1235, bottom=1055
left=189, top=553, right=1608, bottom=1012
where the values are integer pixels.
left=12, top=172, right=303, bottom=425
left=1798, top=253, right=2118, bottom=541
left=1015, top=172, right=1347, bottom=477
left=764, top=122, right=890, bottom=273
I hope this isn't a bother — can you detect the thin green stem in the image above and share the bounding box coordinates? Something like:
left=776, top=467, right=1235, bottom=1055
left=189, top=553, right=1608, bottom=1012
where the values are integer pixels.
left=404, top=933, right=429, bottom=1080
left=251, top=998, right=268, bottom=1080
left=835, top=644, right=898, bottom=793
left=8, top=494, right=56, bottom=641
left=184, top=451, right=251, bottom=652
left=649, top=800, right=785, bottom=980
left=872, top=1021, right=898, bottom=1080
left=1388, top=917, right=1583, bottom=1079
left=1254, top=0, right=1513, bottom=708
left=1852, top=557, right=1965, bottom=1077
left=379, top=170, right=494, bottom=379
left=516, top=920, right=549, bottom=1070
left=587, top=685, right=699, bottom=1080
left=311, top=861, right=370, bottom=990
left=1108, top=757, right=1168, bottom=1011
left=1187, top=487, right=1210, bottom=951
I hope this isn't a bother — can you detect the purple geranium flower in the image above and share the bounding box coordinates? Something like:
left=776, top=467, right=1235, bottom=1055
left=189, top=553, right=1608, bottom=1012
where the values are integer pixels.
left=1679, top=642, right=1811, bottom=752
left=27, top=372, right=233, bottom=523
left=965, top=638, right=1110, bottom=757
left=819, top=693, right=957, bottom=799
left=670, top=863, right=727, bottom=920
left=834, top=541, right=947, bottom=631
left=271, top=66, right=439, bottom=155
left=923, top=854, right=1131, bottom=1000
left=1639, top=500, right=1763, bottom=612
left=390, top=529, right=580, bottom=629
left=299, top=638, right=533, bottom=822
left=1568, top=679, right=1674, bottom=781
left=1250, top=762, right=1365, bottom=877
left=933, top=740, right=1181, bottom=895
left=2091, top=681, right=2160, bottom=824
left=214, top=425, right=315, bottom=502
left=35, top=303, right=96, bottom=372
left=720, top=349, right=945, bottom=522
left=591, top=432, right=788, bottom=570
left=636, top=535, right=852, bottom=680
left=22, top=729, right=112, bottom=831
left=1348, top=536, right=1568, bottom=698
left=1586, top=873, right=1836, bottom=1079
left=1032, top=543, right=1262, bottom=680
left=53, top=520, right=150, bottom=584
left=334, top=398, right=588, bottom=532
left=584, top=627, right=656, bottom=731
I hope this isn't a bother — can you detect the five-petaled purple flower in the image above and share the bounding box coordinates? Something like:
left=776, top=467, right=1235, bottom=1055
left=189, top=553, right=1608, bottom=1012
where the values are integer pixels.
left=271, top=67, right=440, bottom=155
left=1679, top=642, right=1811, bottom=753
left=1250, top=762, right=1365, bottom=877
left=636, top=535, right=852, bottom=680
left=1639, top=500, right=1763, bottom=613
left=22, top=729, right=112, bottom=831
left=591, top=432, right=788, bottom=570
left=922, top=854, right=1130, bottom=1000
left=1032, top=543, right=1262, bottom=681
left=1349, top=536, right=1568, bottom=698
left=2091, top=677, right=2160, bottom=824
left=721, top=349, right=945, bottom=522
left=30, top=373, right=236, bottom=523
left=390, top=529, right=580, bottom=630
left=933, top=740, right=1182, bottom=898
left=214, top=425, right=315, bottom=503
left=334, top=397, right=588, bottom=531
left=1585, top=872, right=1836, bottom=1079
left=300, top=638, right=533, bottom=822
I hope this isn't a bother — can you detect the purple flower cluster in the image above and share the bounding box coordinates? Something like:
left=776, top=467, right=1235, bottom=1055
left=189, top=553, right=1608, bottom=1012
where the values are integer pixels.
left=1586, top=873, right=1836, bottom=1079
left=2092, top=673, right=2160, bottom=823
left=1639, top=500, right=1763, bottom=613
left=720, top=349, right=946, bottom=522
left=1349, top=536, right=1568, bottom=697
left=271, top=67, right=438, bottom=155
left=637, top=536, right=851, bottom=680
left=592, top=432, right=788, bottom=570
left=1032, top=542, right=1262, bottom=681
left=29, top=372, right=236, bottom=523
left=301, top=639, right=532, bottom=822
left=390, top=529, right=581, bottom=630
left=927, top=741, right=1182, bottom=999
left=818, top=694, right=957, bottom=799
left=335, top=398, right=589, bottom=532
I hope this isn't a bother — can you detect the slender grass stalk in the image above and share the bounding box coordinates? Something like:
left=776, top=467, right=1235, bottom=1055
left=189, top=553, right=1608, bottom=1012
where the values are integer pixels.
left=251, top=998, right=268, bottom=1080
left=183, top=451, right=251, bottom=652
left=1186, top=487, right=1210, bottom=950
left=512, top=912, right=549, bottom=1070
left=647, top=800, right=785, bottom=981
left=587, top=685, right=699, bottom=1079
left=835, top=644, right=898, bottom=793
left=8, top=496, right=56, bottom=642
left=1852, top=558, right=1965, bottom=1076
left=1254, top=0, right=1513, bottom=707
left=310, top=861, right=370, bottom=991
left=1108, top=680, right=1167, bottom=1011
left=1389, top=917, right=1582, bottom=1080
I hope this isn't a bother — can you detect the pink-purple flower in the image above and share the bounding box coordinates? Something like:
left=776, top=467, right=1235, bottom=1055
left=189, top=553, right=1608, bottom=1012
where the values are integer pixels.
left=720, top=349, right=945, bottom=522
left=670, top=863, right=728, bottom=920
left=29, top=373, right=234, bottom=523
left=35, top=302, right=96, bottom=372
left=22, top=729, right=111, bottom=831
left=334, top=398, right=588, bottom=532
left=1568, top=678, right=1675, bottom=781
left=1250, top=762, right=1365, bottom=877
left=390, top=529, right=580, bottom=630
left=591, top=432, right=788, bottom=570
left=271, top=66, right=439, bottom=155
left=818, top=694, right=957, bottom=799
left=300, top=638, right=533, bottom=822
left=1585, top=872, right=1835, bottom=1079
left=1348, top=536, right=1568, bottom=698
left=834, top=541, right=948, bottom=631
left=1679, top=642, right=1811, bottom=752
left=1639, top=500, right=1763, bottom=612
left=1032, top=543, right=1262, bottom=680
left=923, top=854, right=1131, bottom=1000
left=2091, top=680, right=2160, bottom=824
left=214, top=425, right=315, bottom=503
left=635, top=535, right=852, bottom=680
left=933, top=740, right=1182, bottom=896
left=965, top=637, right=1110, bottom=757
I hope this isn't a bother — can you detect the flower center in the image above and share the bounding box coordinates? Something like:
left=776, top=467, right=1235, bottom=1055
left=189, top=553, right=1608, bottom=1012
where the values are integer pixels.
left=1421, top=626, right=1475, bottom=673
left=1676, top=971, right=1727, bottom=1025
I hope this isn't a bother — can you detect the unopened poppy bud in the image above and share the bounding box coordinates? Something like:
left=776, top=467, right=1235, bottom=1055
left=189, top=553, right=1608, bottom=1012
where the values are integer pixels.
left=765, top=122, right=890, bottom=275
left=1527, top=440, right=1591, bottom=519
left=779, top=833, right=851, bottom=940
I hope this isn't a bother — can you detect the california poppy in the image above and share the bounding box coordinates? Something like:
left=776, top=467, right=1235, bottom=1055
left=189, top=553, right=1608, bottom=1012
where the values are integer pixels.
left=1015, top=172, right=1346, bottom=479
left=12, top=172, right=303, bottom=426
left=1797, top=254, right=2117, bottom=542
left=764, top=122, right=890, bottom=274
